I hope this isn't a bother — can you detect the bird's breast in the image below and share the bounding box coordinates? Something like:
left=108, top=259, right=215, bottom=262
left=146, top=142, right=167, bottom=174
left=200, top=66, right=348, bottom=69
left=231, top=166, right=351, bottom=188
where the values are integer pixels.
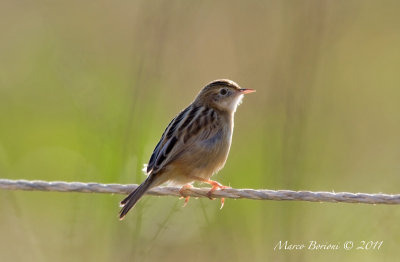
left=196, top=121, right=232, bottom=175
left=171, top=112, right=234, bottom=181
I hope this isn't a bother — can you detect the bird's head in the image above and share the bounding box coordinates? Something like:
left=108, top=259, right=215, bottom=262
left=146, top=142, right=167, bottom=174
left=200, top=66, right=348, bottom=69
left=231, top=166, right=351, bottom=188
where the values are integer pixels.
left=195, top=79, right=255, bottom=113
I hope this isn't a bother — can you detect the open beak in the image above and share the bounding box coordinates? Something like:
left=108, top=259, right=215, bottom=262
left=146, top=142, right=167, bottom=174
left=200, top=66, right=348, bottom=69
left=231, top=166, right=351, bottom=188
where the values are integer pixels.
left=239, top=88, right=256, bottom=94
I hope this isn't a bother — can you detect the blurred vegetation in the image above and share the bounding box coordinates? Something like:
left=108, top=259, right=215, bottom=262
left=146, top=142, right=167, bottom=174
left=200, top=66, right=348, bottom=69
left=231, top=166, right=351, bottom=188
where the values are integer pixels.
left=1, top=0, right=400, bottom=261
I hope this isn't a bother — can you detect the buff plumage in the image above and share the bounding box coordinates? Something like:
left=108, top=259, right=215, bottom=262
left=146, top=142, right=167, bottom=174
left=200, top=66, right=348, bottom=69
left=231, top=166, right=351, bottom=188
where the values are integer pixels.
left=119, top=79, right=255, bottom=219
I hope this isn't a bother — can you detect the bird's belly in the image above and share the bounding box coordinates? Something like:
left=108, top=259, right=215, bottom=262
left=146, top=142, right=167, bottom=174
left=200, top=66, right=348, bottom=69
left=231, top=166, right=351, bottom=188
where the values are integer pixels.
left=159, top=126, right=232, bottom=186
left=199, top=142, right=230, bottom=177
left=163, top=151, right=229, bottom=186
left=181, top=133, right=231, bottom=182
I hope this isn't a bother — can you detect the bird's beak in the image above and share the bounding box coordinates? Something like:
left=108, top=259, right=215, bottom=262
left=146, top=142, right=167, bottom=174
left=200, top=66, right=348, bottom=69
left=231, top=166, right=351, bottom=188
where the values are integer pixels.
left=239, top=88, right=256, bottom=94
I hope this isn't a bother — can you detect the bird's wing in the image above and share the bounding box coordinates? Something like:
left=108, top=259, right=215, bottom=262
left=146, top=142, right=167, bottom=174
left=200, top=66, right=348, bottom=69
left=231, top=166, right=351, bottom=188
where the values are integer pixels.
left=147, top=105, right=220, bottom=174
left=146, top=105, right=191, bottom=173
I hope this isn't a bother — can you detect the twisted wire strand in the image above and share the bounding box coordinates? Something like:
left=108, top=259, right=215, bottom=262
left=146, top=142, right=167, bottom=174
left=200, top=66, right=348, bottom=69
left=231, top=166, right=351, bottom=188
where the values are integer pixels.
left=0, top=179, right=399, bottom=205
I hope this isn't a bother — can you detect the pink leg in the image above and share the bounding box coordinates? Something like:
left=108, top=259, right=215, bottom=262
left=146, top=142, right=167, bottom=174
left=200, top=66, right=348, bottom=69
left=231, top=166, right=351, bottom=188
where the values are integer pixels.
left=187, top=176, right=230, bottom=209
left=179, top=184, right=193, bottom=207
left=203, top=180, right=230, bottom=209
left=186, top=176, right=230, bottom=209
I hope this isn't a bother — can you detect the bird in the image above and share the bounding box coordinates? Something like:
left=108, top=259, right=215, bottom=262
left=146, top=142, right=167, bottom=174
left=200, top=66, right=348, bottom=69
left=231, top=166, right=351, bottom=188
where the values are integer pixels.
left=119, top=79, right=255, bottom=220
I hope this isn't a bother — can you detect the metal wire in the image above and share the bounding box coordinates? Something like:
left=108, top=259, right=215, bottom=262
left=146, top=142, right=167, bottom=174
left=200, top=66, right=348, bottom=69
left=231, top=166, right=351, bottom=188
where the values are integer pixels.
left=1, top=179, right=399, bottom=205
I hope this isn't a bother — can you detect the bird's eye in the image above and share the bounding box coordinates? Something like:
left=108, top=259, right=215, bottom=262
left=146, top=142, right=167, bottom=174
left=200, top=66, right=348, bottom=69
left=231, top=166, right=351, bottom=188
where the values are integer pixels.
left=220, top=88, right=228, bottom=96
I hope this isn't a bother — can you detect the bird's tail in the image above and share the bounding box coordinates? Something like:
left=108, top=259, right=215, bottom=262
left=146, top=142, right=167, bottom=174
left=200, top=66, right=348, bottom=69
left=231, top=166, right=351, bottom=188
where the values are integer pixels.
left=119, top=175, right=155, bottom=220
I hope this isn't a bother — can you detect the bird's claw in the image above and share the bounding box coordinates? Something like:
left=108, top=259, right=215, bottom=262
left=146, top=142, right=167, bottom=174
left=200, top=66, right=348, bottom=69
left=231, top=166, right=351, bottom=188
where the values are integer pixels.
left=205, top=180, right=230, bottom=209
left=179, top=184, right=193, bottom=207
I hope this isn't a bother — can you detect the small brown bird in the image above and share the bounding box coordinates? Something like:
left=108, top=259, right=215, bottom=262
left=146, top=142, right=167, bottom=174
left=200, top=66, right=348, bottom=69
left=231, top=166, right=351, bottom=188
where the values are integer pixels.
left=119, top=79, right=255, bottom=219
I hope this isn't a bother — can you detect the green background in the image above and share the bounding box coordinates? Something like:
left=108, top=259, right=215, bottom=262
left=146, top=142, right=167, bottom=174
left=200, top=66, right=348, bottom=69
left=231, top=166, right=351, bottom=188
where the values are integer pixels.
left=1, top=1, right=399, bottom=261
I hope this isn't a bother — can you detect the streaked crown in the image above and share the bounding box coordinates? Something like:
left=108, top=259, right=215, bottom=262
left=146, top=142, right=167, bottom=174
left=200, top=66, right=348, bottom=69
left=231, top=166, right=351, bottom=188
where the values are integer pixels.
left=194, top=79, right=245, bottom=112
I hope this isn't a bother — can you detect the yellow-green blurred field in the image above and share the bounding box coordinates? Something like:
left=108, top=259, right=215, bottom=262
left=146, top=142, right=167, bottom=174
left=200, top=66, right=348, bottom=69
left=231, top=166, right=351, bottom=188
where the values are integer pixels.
left=1, top=1, right=399, bottom=261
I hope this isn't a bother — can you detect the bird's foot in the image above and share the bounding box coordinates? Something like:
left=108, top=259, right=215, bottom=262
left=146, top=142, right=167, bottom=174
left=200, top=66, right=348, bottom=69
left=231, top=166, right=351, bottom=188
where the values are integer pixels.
left=179, top=184, right=193, bottom=207
left=204, top=180, right=230, bottom=209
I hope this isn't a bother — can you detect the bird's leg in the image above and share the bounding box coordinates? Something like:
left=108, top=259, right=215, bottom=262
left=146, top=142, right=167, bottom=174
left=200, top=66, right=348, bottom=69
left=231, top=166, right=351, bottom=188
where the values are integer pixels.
left=179, top=184, right=193, bottom=207
left=203, top=180, right=231, bottom=208
left=187, top=176, right=230, bottom=209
